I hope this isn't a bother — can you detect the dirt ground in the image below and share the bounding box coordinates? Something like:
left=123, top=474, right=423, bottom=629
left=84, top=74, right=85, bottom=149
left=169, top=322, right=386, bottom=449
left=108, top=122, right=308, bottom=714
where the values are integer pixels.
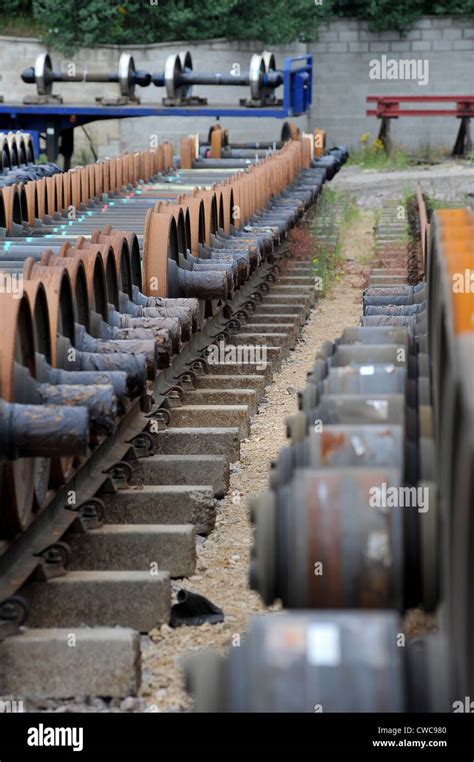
left=331, top=162, right=474, bottom=207
left=26, top=163, right=465, bottom=713
left=138, top=206, right=373, bottom=712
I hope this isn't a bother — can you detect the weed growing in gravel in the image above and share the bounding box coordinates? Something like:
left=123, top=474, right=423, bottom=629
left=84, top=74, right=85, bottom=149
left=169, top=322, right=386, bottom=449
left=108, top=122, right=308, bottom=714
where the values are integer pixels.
left=348, top=138, right=411, bottom=170
left=307, top=190, right=360, bottom=294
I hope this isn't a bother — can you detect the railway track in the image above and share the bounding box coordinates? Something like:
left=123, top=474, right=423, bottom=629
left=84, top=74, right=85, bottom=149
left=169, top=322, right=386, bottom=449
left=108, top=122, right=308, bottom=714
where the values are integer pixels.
left=186, top=186, right=474, bottom=713
left=0, top=132, right=35, bottom=169
left=0, top=129, right=349, bottom=699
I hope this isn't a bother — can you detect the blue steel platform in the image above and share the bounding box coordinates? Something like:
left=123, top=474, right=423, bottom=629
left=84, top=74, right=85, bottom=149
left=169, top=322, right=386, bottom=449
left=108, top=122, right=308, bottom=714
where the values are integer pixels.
left=0, top=55, right=312, bottom=164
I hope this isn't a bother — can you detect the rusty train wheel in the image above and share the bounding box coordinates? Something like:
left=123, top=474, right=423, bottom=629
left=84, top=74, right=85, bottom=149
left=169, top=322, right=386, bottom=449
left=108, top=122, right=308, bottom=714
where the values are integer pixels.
left=26, top=266, right=78, bottom=486
left=0, top=294, right=36, bottom=536
left=22, top=280, right=54, bottom=509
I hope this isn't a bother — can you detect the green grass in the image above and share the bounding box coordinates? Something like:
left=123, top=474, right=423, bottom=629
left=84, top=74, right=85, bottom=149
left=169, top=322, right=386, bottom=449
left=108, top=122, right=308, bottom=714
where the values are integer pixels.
left=425, top=196, right=469, bottom=213
left=76, top=148, right=96, bottom=167
left=0, top=14, right=45, bottom=38
left=349, top=138, right=472, bottom=169
left=347, top=145, right=411, bottom=170
left=401, top=183, right=415, bottom=208
left=309, top=190, right=359, bottom=294
left=407, top=142, right=449, bottom=164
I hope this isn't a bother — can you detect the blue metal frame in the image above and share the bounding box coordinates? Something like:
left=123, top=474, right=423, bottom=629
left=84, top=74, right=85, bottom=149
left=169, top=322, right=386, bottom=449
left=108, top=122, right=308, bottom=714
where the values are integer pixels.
left=282, top=54, right=313, bottom=117
left=0, top=55, right=312, bottom=161
left=0, top=56, right=312, bottom=118
left=0, top=102, right=294, bottom=124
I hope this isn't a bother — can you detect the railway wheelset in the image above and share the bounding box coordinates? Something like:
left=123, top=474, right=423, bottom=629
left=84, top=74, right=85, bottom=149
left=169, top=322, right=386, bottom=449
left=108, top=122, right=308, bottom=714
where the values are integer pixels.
left=0, top=131, right=64, bottom=211
left=0, top=130, right=349, bottom=666
left=0, top=131, right=35, bottom=170
left=186, top=196, right=474, bottom=712
left=22, top=49, right=289, bottom=107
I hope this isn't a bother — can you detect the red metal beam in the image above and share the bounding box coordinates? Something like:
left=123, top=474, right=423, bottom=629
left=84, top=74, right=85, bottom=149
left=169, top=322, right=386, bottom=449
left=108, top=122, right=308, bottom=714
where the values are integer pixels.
left=367, top=109, right=474, bottom=117
left=366, top=95, right=473, bottom=157
left=367, top=96, right=474, bottom=118
left=367, top=96, right=474, bottom=103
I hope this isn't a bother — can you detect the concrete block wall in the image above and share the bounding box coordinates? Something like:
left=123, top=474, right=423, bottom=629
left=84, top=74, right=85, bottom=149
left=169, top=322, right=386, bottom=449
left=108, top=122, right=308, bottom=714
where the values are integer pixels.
left=312, top=16, right=474, bottom=152
left=0, top=15, right=472, bottom=161
left=0, top=35, right=309, bottom=160
left=118, top=38, right=310, bottom=153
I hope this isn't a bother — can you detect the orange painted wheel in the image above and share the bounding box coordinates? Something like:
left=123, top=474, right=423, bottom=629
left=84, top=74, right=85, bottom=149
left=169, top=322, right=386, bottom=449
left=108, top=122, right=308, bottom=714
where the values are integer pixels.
left=91, top=230, right=134, bottom=299
left=108, top=159, right=117, bottom=193
left=0, top=134, right=11, bottom=170
left=162, top=142, right=174, bottom=171
left=115, top=157, right=124, bottom=190
left=75, top=240, right=120, bottom=311
left=62, top=171, right=72, bottom=211
left=80, top=167, right=90, bottom=205
left=87, top=164, right=97, bottom=199
left=132, top=152, right=141, bottom=185
left=120, top=155, right=130, bottom=187
left=142, top=209, right=178, bottom=297
left=20, top=181, right=36, bottom=228
left=178, top=196, right=206, bottom=255
left=2, top=184, right=23, bottom=234
left=101, top=161, right=110, bottom=195
left=281, top=121, right=300, bottom=142
left=219, top=183, right=234, bottom=234
left=194, top=189, right=218, bottom=244
left=152, top=145, right=165, bottom=174
left=154, top=201, right=189, bottom=255
left=17, top=181, right=27, bottom=221
left=6, top=133, right=19, bottom=166
left=98, top=227, right=142, bottom=291
left=54, top=172, right=64, bottom=214
left=0, top=293, right=36, bottom=536
left=210, top=184, right=226, bottom=231
left=22, top=132, right=35, bottom=163
left=210, top=128, right=223, bottom=159
left=45, top=175, right=57, bottom=217
left=22, top=280, right=54, bottom=508
left=180, top=137, right=193, bottom=170
left=69, top=244, right=108, bottom=323
left=25, top=264, right=80, bottom=487
left=42, top=246, right=91, bottom=337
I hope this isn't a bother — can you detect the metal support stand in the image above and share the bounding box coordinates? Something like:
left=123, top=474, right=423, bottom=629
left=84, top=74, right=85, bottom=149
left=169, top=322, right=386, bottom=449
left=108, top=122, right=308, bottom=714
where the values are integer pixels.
left=45, top=119, right=59, bottom=162
left=59, top=127, right=74, bottom=170
left=378, top=117, right=392, bottom=153
left=452, top=116, right=472, bottom=157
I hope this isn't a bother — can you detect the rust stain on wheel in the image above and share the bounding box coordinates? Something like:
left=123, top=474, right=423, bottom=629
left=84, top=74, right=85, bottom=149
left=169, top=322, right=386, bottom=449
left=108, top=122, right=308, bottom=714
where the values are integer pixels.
left=178, top=196, right=206, bottom=256
left=0, top=293, right=36, bottom=535
left=28, top=265, right=79, bottom=486
left=2, top=184, right=22, bottom=234
left=22, top=280, right=53, bottom=508
left=180, top=137, right=193, bottom=170
left=142, top=208, right=174, bottom=298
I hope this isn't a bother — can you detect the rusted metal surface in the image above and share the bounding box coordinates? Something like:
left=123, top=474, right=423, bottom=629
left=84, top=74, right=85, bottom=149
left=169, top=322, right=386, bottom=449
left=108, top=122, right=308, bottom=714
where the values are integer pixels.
left=245, top=189, right=473, bottom=711
left=0, top=400, right=89, bottom=459
left=0, top=402, right=146, bottom=600
left=186, top=611, right=407, bottom=712
left=0, top=130, right=352, bottom=707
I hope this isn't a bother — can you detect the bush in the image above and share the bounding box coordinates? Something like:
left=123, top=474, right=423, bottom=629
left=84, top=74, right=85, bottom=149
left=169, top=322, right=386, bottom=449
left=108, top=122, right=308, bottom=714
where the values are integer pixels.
left=0, top=0, right=471, bottom=52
